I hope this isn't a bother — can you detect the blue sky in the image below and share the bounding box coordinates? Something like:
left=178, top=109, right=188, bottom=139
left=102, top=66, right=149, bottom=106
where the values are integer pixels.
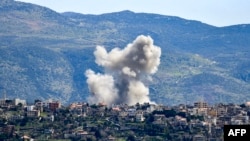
left=17, top=0, right=250, bottom=27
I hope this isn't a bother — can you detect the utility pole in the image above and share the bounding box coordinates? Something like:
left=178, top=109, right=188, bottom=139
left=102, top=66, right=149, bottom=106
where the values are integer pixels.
left=2, top=90, right=7, bottom=100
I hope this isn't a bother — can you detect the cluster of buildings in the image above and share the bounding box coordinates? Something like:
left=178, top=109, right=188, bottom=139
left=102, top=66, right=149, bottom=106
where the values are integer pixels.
left=0, top=98, right=26, bottom=108
left=190, top=102, right=249, bottom=126
left=0, top=98, right=60, bottom=118
left=1, top=97, right=250, bottom=140
left=67, top=101, right=250, bottom=140
left=68, top=101, right=250, bottom=125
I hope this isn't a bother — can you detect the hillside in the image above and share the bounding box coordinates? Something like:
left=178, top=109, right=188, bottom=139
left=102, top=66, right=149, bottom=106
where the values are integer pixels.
left=0, top=0, right=250, bottom=105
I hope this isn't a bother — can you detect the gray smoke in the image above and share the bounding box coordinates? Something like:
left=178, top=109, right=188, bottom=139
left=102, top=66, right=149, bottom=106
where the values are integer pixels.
left=85, top=35, right=161, bottom=107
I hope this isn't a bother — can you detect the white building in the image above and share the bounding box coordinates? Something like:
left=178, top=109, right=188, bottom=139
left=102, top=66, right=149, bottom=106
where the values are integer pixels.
left=14, top=98, right=26, bottom=106
left=190, top=108, right=207, bottom=116
left=127, top=108, right=136, bottom=116
left=27, top=105, right=35, bottom=111
left=136, top=113, right=145, bottom=122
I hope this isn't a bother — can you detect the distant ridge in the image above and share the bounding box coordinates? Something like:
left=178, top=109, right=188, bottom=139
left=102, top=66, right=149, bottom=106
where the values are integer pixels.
left=0, top=0, right=250, bottom=105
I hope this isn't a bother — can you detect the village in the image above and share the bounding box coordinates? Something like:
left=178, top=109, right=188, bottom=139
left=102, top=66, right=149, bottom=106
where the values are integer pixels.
left=1, top=97, right=250, bottom=141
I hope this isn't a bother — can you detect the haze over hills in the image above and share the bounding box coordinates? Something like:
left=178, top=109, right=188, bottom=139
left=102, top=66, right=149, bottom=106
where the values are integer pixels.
left=1, top=0, right=250, bottom=105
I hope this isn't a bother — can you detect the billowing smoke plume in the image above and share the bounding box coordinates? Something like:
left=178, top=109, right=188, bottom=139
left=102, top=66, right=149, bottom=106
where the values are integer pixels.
left=85, top=35, right=161, bottom=107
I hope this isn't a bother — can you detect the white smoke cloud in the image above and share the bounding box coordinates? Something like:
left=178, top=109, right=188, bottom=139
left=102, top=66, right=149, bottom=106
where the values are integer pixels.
left=85, top=69, right=119, bottom=106
left=85, top=35, right=161, bottom=106
left=127, top=80, right=150, bottom=105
